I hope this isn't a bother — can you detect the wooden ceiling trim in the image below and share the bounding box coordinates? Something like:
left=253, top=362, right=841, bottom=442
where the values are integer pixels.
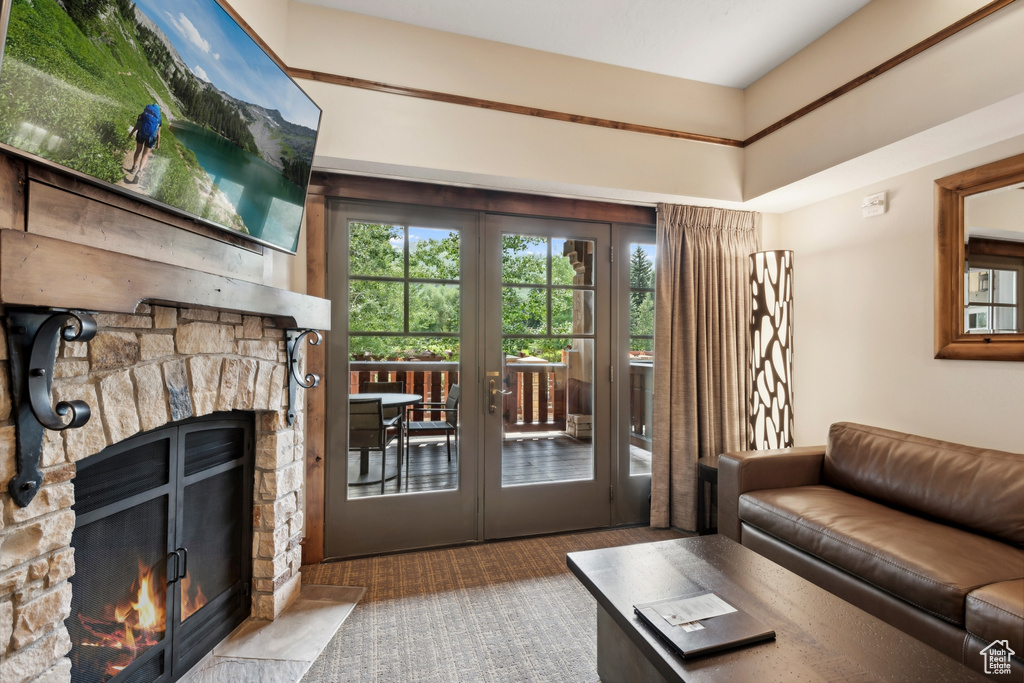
left=287, top=68, right=743, bottom=147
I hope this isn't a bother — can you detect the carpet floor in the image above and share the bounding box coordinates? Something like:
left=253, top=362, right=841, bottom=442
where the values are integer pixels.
left=299, top=526, right=687, bottom=682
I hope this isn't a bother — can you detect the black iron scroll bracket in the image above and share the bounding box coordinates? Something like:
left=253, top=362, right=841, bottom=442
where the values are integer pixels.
left=6, top=309, right=97, bottom=507
left=285, top=329, right=322, bottom=427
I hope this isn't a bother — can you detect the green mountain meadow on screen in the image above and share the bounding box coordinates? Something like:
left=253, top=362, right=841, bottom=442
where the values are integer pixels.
left=0, top=0, right=319, bottom=251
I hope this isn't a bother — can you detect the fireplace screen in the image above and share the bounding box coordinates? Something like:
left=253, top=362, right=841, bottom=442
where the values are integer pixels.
left=69, top=496, right=169, bottom=680
left=69, top=415, right=253, bottom=683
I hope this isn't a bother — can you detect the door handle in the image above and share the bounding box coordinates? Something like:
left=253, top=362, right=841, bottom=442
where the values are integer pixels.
left=177, top=547, right=188, bottom=579
left=167, top=548, right=188, bottom=584
left=488, top=379, right=513, bottom=414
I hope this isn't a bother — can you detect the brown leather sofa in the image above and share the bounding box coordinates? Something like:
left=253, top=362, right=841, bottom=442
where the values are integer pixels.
left=719, top=422, right=1024, bottom=679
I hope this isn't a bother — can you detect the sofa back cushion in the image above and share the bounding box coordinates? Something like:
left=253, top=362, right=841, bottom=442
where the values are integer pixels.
left=823, top=422, right=1024, bottom=545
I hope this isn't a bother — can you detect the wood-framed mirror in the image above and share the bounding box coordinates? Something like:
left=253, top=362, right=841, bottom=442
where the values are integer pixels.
left=935, top=152, right=1024, bottom=361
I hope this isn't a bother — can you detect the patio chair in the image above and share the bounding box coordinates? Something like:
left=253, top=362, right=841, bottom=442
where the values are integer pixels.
left=361, top=380, right=406, bottom=420
left=349, top=398, right=401, bottom=495
left=405, top=385, right=460, bottom=488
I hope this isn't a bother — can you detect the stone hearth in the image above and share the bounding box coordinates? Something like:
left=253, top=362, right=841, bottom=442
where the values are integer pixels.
left=0, top=304, right=310, bottom=683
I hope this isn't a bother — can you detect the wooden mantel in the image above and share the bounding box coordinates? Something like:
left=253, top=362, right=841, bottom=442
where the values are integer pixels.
left=0, top=153, right=330, bottom=330
left=0, top=229, right=330, bottom=329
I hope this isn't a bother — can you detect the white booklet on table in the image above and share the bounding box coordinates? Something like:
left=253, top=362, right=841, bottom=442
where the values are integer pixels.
left=633, top=590, right=775, bottom=658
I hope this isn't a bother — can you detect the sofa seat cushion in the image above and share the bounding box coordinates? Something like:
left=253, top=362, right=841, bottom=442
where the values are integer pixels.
left=966, top=580, right=1024, bottom=655
left=739, top=485, right=1024, bottom=625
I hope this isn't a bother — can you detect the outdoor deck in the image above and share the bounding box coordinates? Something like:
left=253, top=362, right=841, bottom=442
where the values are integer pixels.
left=346, top=358, right=654, bottom=499
left=347, top=434, right=653, bottom=499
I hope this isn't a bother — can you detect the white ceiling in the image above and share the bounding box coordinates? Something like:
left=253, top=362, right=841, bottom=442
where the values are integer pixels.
left=296, top=0, right=871, bottom=88
left=298, top=0, right=1024, bottom=213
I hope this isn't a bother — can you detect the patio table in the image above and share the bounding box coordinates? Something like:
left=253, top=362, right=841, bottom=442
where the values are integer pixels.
left=348, top=393, right=422, bottom=486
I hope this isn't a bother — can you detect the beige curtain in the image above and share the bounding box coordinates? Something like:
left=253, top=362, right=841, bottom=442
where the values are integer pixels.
left=650, top=204, right=761, bottom=530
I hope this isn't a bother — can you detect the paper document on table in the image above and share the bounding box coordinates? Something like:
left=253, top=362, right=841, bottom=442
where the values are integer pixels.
left=634, top=590, right=775, bottom=658
left=651, top=592, right=736, bottom=626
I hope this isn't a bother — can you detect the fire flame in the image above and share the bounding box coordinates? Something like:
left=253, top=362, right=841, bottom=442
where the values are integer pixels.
left=131, top=574, right=160, bottom=630
left=76, top=560, right=165, bottom=679
left=75, top=558, right=207, bottom=680
left=181, top=573, right=208, bottom=622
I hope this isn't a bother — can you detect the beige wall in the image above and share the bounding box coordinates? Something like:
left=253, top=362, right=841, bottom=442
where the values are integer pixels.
left=283, top=2, right=747, bottom=202
left=743, top=0, right=992, bottom=136
left=743, top=1, right=1024, bottom=200
left=265, top=225, right=305, bottom=293
left=230, top=0, right=291, bottom=57
left=301, top=79, right=745, bottom=202
left=227, top=0, right=1024, bottom=210
left=283, top=3, right=744, bottom=139
left=769, top=136, right=1024, bottom=453
left=226, top=0, right=748, bottom=202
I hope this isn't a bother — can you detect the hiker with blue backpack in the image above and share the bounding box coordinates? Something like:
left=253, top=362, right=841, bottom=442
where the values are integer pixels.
left=127, top=103, right=161, bottom=183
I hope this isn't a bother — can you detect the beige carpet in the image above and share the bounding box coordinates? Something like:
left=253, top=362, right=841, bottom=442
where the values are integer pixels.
left=300, top=526, right=687, bottom=682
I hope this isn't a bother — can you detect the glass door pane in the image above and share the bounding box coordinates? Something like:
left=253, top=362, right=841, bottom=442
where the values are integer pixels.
left=346, top=222, right=462, bottom=499
left=325, top=202, right=479, bottom=559
left=484, top=216, right=611, bottom=539
left=614, top=226, right=656, bottom=525
left=627, top=243, right=655, bottom=476
left=501, top=235, right=595, bottom=486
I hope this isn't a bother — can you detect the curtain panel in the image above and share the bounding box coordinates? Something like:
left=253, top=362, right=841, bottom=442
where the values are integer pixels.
left=651, top=204, right=761, bottom=530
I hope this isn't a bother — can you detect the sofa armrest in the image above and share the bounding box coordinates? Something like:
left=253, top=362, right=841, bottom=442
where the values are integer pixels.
left=718, top=446, right=826, bottom=542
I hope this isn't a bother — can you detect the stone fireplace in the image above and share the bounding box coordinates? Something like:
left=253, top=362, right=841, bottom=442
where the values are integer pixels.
left=0, top=153, right=330, bottom=682
left=0, top=304, right=312, bottom=682
left=67, top=410, right=253, bottom=681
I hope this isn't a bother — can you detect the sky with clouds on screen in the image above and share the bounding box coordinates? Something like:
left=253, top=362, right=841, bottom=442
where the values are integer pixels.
left=134, top=0, right=320, bottom=130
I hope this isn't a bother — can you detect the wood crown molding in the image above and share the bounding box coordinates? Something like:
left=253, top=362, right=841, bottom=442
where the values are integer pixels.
left=288, top=68, right=743, bottom=147
left=282, top=0, right=1016, bottom=149
left=967, top=236, right=1024, bottom=260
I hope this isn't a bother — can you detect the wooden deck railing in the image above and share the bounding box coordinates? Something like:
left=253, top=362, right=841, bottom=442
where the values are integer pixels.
left=629, top=361, right=654, bottom=448
left=348, top=359, right=654, bottom=439
left=503, top=362, right=567, bottom=432
left=350, top=361, right=458, bottom=421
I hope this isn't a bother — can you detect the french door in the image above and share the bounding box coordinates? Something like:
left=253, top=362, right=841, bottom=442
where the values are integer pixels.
left=482, top=215, right=612, bottom=538
left=324, top=202, right=652, bottom=558
left=325, top=202, right=481, bottom=558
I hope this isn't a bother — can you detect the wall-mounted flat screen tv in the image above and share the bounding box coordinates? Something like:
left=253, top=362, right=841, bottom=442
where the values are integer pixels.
left=0, top=0, right=321, bottom=254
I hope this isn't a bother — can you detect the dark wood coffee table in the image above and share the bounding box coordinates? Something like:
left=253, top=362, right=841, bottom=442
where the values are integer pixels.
left=567, top=535, right=985, bottom=682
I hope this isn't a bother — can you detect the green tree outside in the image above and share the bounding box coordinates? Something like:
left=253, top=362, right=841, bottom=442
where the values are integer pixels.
left=348, top=229, right=655, bottom=361
left=349, top=223, right=461, bottom=360
left=629, top=245, right=655, bottom=353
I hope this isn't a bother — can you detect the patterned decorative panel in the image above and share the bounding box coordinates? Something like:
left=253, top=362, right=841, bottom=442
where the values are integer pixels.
left=749, top=250, right=794, bottom=449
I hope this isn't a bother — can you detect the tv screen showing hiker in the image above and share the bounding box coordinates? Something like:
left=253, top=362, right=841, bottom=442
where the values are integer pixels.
left=0, top=0, right=322, bottom=254
left=127, top=104, right=162, bottom=185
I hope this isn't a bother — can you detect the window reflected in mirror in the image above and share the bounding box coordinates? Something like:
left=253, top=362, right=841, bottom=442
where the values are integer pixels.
left=962, top=183, right=1024, bottom=335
